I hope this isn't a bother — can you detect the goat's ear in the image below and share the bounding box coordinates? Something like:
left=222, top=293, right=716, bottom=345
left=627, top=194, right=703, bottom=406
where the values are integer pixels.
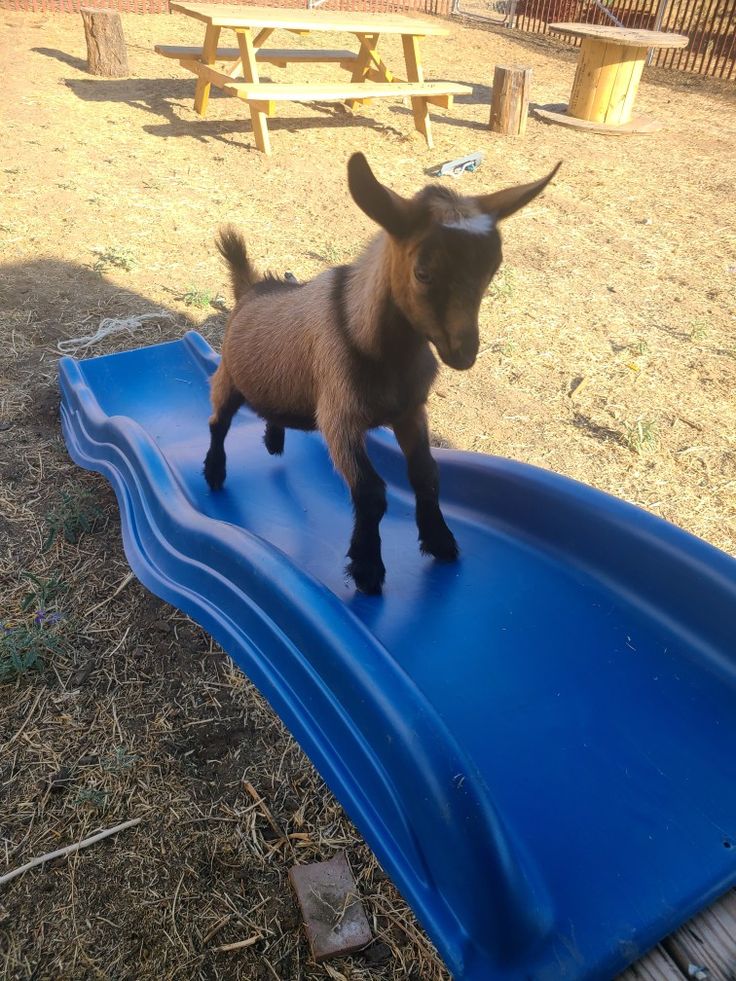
left=476, top=162, right=562, bottom=221
left=348, top=153, right=411, bottom=238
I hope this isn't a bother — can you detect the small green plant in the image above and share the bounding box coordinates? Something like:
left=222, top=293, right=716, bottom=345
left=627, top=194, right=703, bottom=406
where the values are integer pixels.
left=75, top=788, right=108, bottom=810
left=20, top=572, right=67, bottom=613
left=92, top=246, right=135, bottom=273
left=623, top=418, right=658, bottom=454
left=496, top=338, right=517, bottom=357
left=320, top=244, right=344, bottom=264
left=102, top=746, right=138, bottom=772
left=182, top=287, right=215, bottom=309
left=689, top=320, right=708, bottom=342
left=488, top=265, right=515, bottom=300
left=43, top=486, right=104, bottom=551
left=628, top=338, right=650, bottom=357
left=0, top=623, right=64, bottom=682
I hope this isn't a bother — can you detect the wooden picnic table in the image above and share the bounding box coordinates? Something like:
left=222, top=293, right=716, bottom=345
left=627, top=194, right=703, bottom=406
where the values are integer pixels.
left=156, top=2, right=471, bottom=154
left=534, top=23, right=688, bottom=133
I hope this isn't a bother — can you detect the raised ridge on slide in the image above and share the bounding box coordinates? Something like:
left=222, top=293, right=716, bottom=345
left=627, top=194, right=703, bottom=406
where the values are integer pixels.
left=59, top=331, right=736, bottom=981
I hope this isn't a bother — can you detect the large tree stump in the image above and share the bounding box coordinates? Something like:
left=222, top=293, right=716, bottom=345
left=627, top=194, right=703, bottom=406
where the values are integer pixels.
left=489, top=65, right=532, bottom=135
left=81, top=8, right=129, bottom=78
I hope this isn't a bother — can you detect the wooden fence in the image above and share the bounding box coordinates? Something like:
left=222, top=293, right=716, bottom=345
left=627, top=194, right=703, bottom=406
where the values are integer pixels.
left=2, top=0, right=733, bottom=79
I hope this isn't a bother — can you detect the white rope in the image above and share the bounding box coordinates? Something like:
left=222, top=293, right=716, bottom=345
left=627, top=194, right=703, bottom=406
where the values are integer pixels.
left=57, top=312, right=175, bottom=356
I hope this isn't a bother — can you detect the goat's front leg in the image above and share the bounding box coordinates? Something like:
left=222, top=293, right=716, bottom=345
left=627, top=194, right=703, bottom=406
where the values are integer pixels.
left=320, top=411, right=387, bottom=594
left=393, top=405, right=458, bottom=561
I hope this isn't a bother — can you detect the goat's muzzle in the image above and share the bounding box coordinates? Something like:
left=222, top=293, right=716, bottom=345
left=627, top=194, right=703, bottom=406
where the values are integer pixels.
left=439, top=333, right=479, bottom=371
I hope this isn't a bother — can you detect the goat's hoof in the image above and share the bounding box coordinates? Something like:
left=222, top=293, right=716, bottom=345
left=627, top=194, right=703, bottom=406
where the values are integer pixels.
left=347, top=557, right=386, bottom=595
left=420, top=527, right=459, bottom=562
left=263, top=425, right=285, bottom=456
left=203, top=452, right=226, bottom=491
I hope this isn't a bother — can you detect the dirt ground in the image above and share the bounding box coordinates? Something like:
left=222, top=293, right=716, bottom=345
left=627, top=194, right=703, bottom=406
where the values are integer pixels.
left=1, top=9, right=735, bottom=981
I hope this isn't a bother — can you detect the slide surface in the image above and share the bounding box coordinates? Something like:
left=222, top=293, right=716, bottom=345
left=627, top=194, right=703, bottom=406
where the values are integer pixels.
left=60, top=331, right=736, bottom=980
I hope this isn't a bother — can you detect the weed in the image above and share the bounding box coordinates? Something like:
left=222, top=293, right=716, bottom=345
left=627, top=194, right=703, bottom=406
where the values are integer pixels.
left=623, top=418, right=658, bottom=454
left=92, top=246, right=135, bottom=273
left=102, top=747, right=138, bottom=772
left=496, top=339, right=517, bottom=357
left=182, top=287, right=215, bottom=309
left=629, top=338, right=650, bottom=356
left=43, top=486, right=104, bottom=551
left=320, top=244, right=344, bottom=265
left=20, top=572, right=67, bottom=613
left=76, top=788, right=108, bottom=810
left=488, top=265, right=515, bottom=301
left=0, top=622, right=64, bottom=681
left=689, top=320, right=708, bottom=342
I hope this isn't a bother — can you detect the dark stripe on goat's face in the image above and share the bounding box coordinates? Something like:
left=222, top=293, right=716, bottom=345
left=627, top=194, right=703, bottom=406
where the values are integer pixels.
left=409, top=224, right=502, bottom=370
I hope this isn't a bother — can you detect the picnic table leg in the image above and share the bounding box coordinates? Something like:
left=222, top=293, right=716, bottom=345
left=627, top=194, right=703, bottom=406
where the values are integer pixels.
left=237, top=27, right=271, bottom=155
left=347, top=33, right=379, bottom=109
left=194, top=24, right=221, bottom=116
left=401, top=34, right=432, bottom=148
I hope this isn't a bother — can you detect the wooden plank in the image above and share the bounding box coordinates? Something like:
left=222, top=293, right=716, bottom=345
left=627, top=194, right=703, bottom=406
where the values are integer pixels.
left=252, top=27, right=274, bottom=47
left=236, top=27, right=270, bottom=155
left=347, top=32, right=380, bottom=108
left=618, top=49, right=647, bottom=125
left=662, top=890, right=736, bottom=981
left=169, top=2, right=450, bottom=36
left=402, top=33, right=432, bottom=147
left=549, top=21, right=689, bottom=48
left=222, top=80, right=471, bottom=101
left=533, top=104, right=662, bottom=133
left=619, top=944, right=685, bottom=980
left=193, top=23, right=221, bottom=116
left=618, top=944, right=684, bottom=981
left=179, top=59, right=237, bottom=87
left=156, top=44, right=358, bottom=64
left=603, top=44, right=640, bottom=124
left=568, top=38, right=609, bottom=120
left=587, top=43, right=631, bottom=123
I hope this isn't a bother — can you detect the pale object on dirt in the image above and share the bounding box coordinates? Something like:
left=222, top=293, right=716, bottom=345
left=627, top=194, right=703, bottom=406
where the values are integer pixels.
left=0, top=818, right=143, bottom=886
left=57, top=313, right=175, bottom=356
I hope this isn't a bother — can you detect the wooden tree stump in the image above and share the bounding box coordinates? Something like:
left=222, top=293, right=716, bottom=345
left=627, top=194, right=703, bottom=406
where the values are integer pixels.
left=81, top=8, right=129, bottom=78
left=489, top=65, right=532, bottom=135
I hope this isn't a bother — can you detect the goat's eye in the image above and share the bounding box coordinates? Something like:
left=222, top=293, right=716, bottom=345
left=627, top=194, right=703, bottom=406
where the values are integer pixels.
left=414, top=268, right=432, bottom=285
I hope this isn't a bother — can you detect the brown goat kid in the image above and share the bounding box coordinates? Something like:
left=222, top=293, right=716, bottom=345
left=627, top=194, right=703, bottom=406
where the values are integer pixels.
left=205, top=153, right=560, bottom=594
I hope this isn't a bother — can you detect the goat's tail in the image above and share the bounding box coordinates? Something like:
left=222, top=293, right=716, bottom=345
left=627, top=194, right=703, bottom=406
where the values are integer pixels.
left=216, top=225, right=256, bottom=302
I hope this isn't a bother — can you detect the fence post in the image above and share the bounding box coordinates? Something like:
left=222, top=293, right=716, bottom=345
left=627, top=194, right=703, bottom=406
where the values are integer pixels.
left=647, top=0, right=671, bottom=64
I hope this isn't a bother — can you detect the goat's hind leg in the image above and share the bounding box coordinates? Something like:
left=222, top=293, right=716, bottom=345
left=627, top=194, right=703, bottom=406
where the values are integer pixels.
left=394, top=405, right=458, bottom=561
left=204, top=365, right=244, bottom=490
left=264, top=422, right=285, bottom=456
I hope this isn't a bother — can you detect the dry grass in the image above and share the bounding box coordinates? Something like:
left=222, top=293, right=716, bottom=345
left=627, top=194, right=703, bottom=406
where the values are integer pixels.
left=1, top=8, right=735, bottom=981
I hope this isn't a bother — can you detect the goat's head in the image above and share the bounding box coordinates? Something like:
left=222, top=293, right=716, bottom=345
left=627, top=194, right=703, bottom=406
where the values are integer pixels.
left=348, top=153, right=560, bottom=371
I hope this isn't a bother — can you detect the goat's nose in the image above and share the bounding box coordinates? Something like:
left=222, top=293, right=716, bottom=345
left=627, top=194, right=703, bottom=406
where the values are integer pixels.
left=454, top=333, right=479, bottom=364
left=445, top=335, right=478, bottom=370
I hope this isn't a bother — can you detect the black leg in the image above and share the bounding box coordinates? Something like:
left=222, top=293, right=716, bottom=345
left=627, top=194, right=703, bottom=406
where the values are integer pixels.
left=346, top=458, right=387, bottom=595
left=264, top=422, right=285, bottom=456
left=394, top=406, right=458, bottom=561
left=320, top=412, right=387, bottom=594
left=204, top=389, right=244, bottom=490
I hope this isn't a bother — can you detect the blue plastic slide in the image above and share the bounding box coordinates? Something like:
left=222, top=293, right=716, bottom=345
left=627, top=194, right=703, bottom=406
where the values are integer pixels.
left=59, top=331, right=736, bottom=981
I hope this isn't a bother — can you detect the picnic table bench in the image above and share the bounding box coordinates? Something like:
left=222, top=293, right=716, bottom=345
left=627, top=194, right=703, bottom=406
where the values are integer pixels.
left=156, top=2, right=472, bottom=153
